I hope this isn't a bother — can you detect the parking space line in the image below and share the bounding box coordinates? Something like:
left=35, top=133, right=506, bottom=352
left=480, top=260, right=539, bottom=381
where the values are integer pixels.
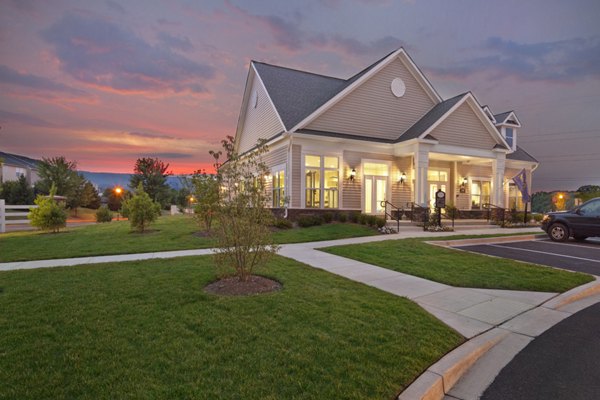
left=535, top=239, right=600, bottom=251
left=487, top=244, right=600, bottom=264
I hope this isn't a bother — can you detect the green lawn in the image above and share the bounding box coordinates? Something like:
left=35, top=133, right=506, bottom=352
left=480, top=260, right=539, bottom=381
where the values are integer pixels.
left=0, top=256, right=462, bottom=399
left=0, top=215, right=377, bottom=262
left=321, top=237, right=593, bottom=292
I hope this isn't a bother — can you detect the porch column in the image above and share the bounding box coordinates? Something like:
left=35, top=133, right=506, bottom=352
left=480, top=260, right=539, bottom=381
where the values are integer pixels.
left=491, top=154, right=506, bottom=207
left=413, top=145, right=430, bottom=206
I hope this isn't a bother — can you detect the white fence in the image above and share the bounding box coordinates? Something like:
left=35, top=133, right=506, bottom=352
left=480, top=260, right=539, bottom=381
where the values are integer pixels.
left=0, top=199, right=38, bottom=233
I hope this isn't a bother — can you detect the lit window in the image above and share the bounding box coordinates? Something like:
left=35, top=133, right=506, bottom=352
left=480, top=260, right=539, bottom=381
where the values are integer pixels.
left=304, top=155, right=339, bottom=208
left=471, top=180, right=491, bottom=209
left=508, top=183, right=524, bottom=211
left=272, top=169, right=285, bottom=208
left=427, top=170, right=448, bottom=182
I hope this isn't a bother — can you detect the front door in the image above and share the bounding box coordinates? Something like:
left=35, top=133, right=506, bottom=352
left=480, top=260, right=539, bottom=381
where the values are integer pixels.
left=365, top=176, right=387, bottom=214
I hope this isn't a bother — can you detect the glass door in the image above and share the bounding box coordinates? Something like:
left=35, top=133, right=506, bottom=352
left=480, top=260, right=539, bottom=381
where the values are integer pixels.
left=365, top=176, right=387, bottom=214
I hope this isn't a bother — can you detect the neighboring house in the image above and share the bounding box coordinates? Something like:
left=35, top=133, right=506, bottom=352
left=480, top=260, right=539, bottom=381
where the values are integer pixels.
left=0, top=151, right=40, bottom=186
left=233, top=48, right=538, bottom=217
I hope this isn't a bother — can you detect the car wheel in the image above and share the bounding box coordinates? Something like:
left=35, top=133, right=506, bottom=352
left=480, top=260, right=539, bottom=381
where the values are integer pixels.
left=573, top=235, right=588, bottom=242
left=549, top=223, right=569, bottom=242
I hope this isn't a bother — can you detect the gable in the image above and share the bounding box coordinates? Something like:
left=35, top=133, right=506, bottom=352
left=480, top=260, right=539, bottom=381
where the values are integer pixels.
left=237, top=70, right=285, bottom=154
left=305, top=56, right=437, bottom=140
left=430, top=101, right=499, bottom=150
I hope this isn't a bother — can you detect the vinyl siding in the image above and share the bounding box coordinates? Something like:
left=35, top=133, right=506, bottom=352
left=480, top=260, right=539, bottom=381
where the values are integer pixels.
left=263, top=145, right=287, bottom=168
left=430, top=102, right=498, bottom=150
left=306, top=57, right=436, bottom=140
left=291, top=145, right=301, bottom=208
left=238, top=74, right=284, bottom=154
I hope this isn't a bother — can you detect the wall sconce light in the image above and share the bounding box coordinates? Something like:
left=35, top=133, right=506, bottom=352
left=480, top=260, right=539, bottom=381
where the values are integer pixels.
left=349, top=168, right=356, bottom=182
left=461, top=177, right=468, bottom=188
left=399, top=172, right=406, bottom=185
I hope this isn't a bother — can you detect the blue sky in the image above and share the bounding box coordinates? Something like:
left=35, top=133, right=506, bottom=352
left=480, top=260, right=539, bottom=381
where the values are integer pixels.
left=0, top=0, right=599, bottom=190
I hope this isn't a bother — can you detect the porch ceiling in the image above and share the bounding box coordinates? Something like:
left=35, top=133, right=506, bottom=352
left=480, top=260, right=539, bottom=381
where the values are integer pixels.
left=429, top=152, right=492, bottom=165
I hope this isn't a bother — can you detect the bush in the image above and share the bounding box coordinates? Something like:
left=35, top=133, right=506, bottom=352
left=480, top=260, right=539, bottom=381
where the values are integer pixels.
left=273, top=217, right=293, bottom=229
left=367, top=215, right=378, bottom=226
left=375, top=217, right=386, bottom=228
left=348, top=212, right=359, bottom=223
left=322, top=212, right=333, bottom=223
left=95, top=206, right=113, bottom=223
left=358, top=213, right=368, bottom=225
left=338, top=213, right=348, bottom=223
left=120, top=184, right=161, bottom=233
left=28, top=191, right=67, bottom=233
left=297, top=214, right=322, bottom=227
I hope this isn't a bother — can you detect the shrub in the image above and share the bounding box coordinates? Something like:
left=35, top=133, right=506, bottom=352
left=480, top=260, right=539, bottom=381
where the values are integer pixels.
left=358, top=213, right=368, bottom=225
left=375, top=217, right=386, bottom=228
left=367, top=215, right=378, bottom=226
left=297, top=214, right=322, bottom=227
left=348, top=212, right=359, bottom=223
left=338, top=213, right=348, bottom=223
left=28, top=188, right=67, bottom=233
left=95, top=206, right=113, bottom=223
left=120, top=184, right=161, bottom=233
left=273, top=217, right=293, bottom=229
left=322, top=212, right=333, bottom=223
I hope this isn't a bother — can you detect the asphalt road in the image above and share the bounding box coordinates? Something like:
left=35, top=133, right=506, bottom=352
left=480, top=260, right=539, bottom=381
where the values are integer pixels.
left=454, top=238, right=600, bottom=275
left=482, top=302, right=600, bottom=400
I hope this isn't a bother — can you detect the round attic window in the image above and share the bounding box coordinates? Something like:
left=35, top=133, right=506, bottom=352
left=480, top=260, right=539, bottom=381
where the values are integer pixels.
left=391, top=78, right=406, bottom=98
left=252, top=90, right=258, bottom=108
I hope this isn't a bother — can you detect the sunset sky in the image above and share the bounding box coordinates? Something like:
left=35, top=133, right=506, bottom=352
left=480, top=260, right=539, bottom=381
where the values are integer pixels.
left=1, top=0, right=599, bottom=191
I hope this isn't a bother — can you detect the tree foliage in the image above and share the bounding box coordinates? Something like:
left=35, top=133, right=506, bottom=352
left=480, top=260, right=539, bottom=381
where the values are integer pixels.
left=36, top=156, right=84, bottom=209
left=129, top=157, right=171, bottom=208
left=192, top=153, right=221, bottom=232
left=28, top=186, right=67, bottom=233
left=211, top=136, right=279, bottom=282
left=576, top=185, right=600, bottom=202
left=103, top=187, right=130, bottom=211
left=80, top=181, right=101, bottom=209
left=95, top=206, right=113, bottom=223
left=120, top=184, right=161, bottom=233
left=0, top=175, right=34, bottom=204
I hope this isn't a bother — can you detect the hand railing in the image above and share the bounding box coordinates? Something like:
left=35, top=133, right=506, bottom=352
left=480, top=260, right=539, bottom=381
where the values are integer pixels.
left=482, top=203, right=508, bottom=227
left=380, top=200, right=403, bottom=232
left=410, top=203, right=430, bottom=231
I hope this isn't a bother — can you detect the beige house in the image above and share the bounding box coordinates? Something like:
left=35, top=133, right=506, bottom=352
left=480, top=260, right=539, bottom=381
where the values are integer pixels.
left=0, top=151, right=40, bottom=186
left=233, top=48, right=538, bottom=217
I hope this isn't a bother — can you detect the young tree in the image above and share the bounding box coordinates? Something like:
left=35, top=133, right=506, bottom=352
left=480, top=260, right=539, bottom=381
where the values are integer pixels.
left=36, top=156, right=79, bottom=195
left=120, top=184, right=161, bottom=233
left=212, top=136, right=279, bottom=282
left=129, top=157, right=171, bottom=208
left=103, top=187, right=130, bottom=211
left=0, top=175, right=34, bottom=204
left=28, top=185, right=67, bottom=233
left=80, top=180, right=101, bottom=209
left=192, top=169, right=220, bottom=233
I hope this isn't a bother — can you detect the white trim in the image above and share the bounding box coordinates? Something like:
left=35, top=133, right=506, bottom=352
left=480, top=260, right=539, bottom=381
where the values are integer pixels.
left=495, top=111, right=522, bottom=127
left=290, top=48, right=442, bottom=132
left=482, top=105, right=496, bottom=123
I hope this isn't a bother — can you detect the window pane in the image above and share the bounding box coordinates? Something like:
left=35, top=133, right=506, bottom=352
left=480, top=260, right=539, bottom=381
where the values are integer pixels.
left=324, top=189, right=338, bottom=208
left=305, top=169, right=320, bottom=188
left=324, top=156, right=338, bottom=169
left=306, top=189, right=320, bottom=208
left=427, top=170, right=438, bottom=181
left=482, top=181, right=491, bottom=196
left=324, top=170, right=338, bottom=189
left=305, top=155, right=321, bottom=168
left=471, top=181, right=481, bottom=195
left=365, top=178, right=372, bottom=213
left=439, top=171, right=448, bottom=181
left=364, top=162, right=389, bottom=176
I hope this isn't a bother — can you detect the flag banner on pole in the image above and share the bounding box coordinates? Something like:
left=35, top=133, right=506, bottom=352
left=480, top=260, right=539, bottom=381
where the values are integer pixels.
left=512, top=168, right=530, bottom=203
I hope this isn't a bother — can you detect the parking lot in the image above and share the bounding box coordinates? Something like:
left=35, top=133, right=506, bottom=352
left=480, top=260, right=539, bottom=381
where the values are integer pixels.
left=454, top=238, right=600, bottom=276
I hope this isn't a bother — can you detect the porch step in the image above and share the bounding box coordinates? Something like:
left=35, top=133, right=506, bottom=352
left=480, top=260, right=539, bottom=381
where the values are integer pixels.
left=386, top=219, right=499, bottom=230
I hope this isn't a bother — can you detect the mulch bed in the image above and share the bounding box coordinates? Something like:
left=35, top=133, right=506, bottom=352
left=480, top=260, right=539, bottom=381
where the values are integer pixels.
left=204, top=275, right=282, bottom=296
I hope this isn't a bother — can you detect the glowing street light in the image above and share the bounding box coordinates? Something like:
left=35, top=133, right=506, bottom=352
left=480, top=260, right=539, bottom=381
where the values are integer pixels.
left=114, top=186, right=123, bottom=220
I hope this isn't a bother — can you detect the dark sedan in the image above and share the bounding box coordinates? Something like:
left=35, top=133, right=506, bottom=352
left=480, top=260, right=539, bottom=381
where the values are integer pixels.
left=541, top=197, right=600, bottom=242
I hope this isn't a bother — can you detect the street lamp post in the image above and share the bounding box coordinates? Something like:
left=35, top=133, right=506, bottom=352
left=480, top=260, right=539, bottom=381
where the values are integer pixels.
left=114, top=187, right=123, bottom=220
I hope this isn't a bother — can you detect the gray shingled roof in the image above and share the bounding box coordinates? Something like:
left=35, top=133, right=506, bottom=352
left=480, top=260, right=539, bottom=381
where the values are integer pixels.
left=395, top=93, right=467, bottom=142
left=0, top=151, right=40, bottom=169
left=252, top=50, right=397, bottom=130
left=493, top=111, right=512, bottom=124
left=507, top=146, right=538, bottom=163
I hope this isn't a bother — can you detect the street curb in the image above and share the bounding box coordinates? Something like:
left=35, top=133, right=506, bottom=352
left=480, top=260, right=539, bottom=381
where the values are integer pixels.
left=397, top=277, right=600, bottom=400
left=542, top=276, right=600, bottom=310
left=397, top=329, right=508, bottom=400
left=425, top=233, right=546, bottom=248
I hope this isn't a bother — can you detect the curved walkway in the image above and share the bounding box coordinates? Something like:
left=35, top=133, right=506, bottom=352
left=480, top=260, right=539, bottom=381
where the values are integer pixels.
left=2, top=226, right=599, bottom=399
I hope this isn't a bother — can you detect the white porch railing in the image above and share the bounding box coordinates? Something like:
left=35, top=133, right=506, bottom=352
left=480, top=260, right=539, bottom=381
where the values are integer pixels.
left=0, top=199, right=38, bottom=233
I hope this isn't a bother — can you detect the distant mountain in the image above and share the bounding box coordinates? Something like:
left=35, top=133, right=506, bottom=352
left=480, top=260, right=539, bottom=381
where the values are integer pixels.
left=81, top=171, right=188, bottom=192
